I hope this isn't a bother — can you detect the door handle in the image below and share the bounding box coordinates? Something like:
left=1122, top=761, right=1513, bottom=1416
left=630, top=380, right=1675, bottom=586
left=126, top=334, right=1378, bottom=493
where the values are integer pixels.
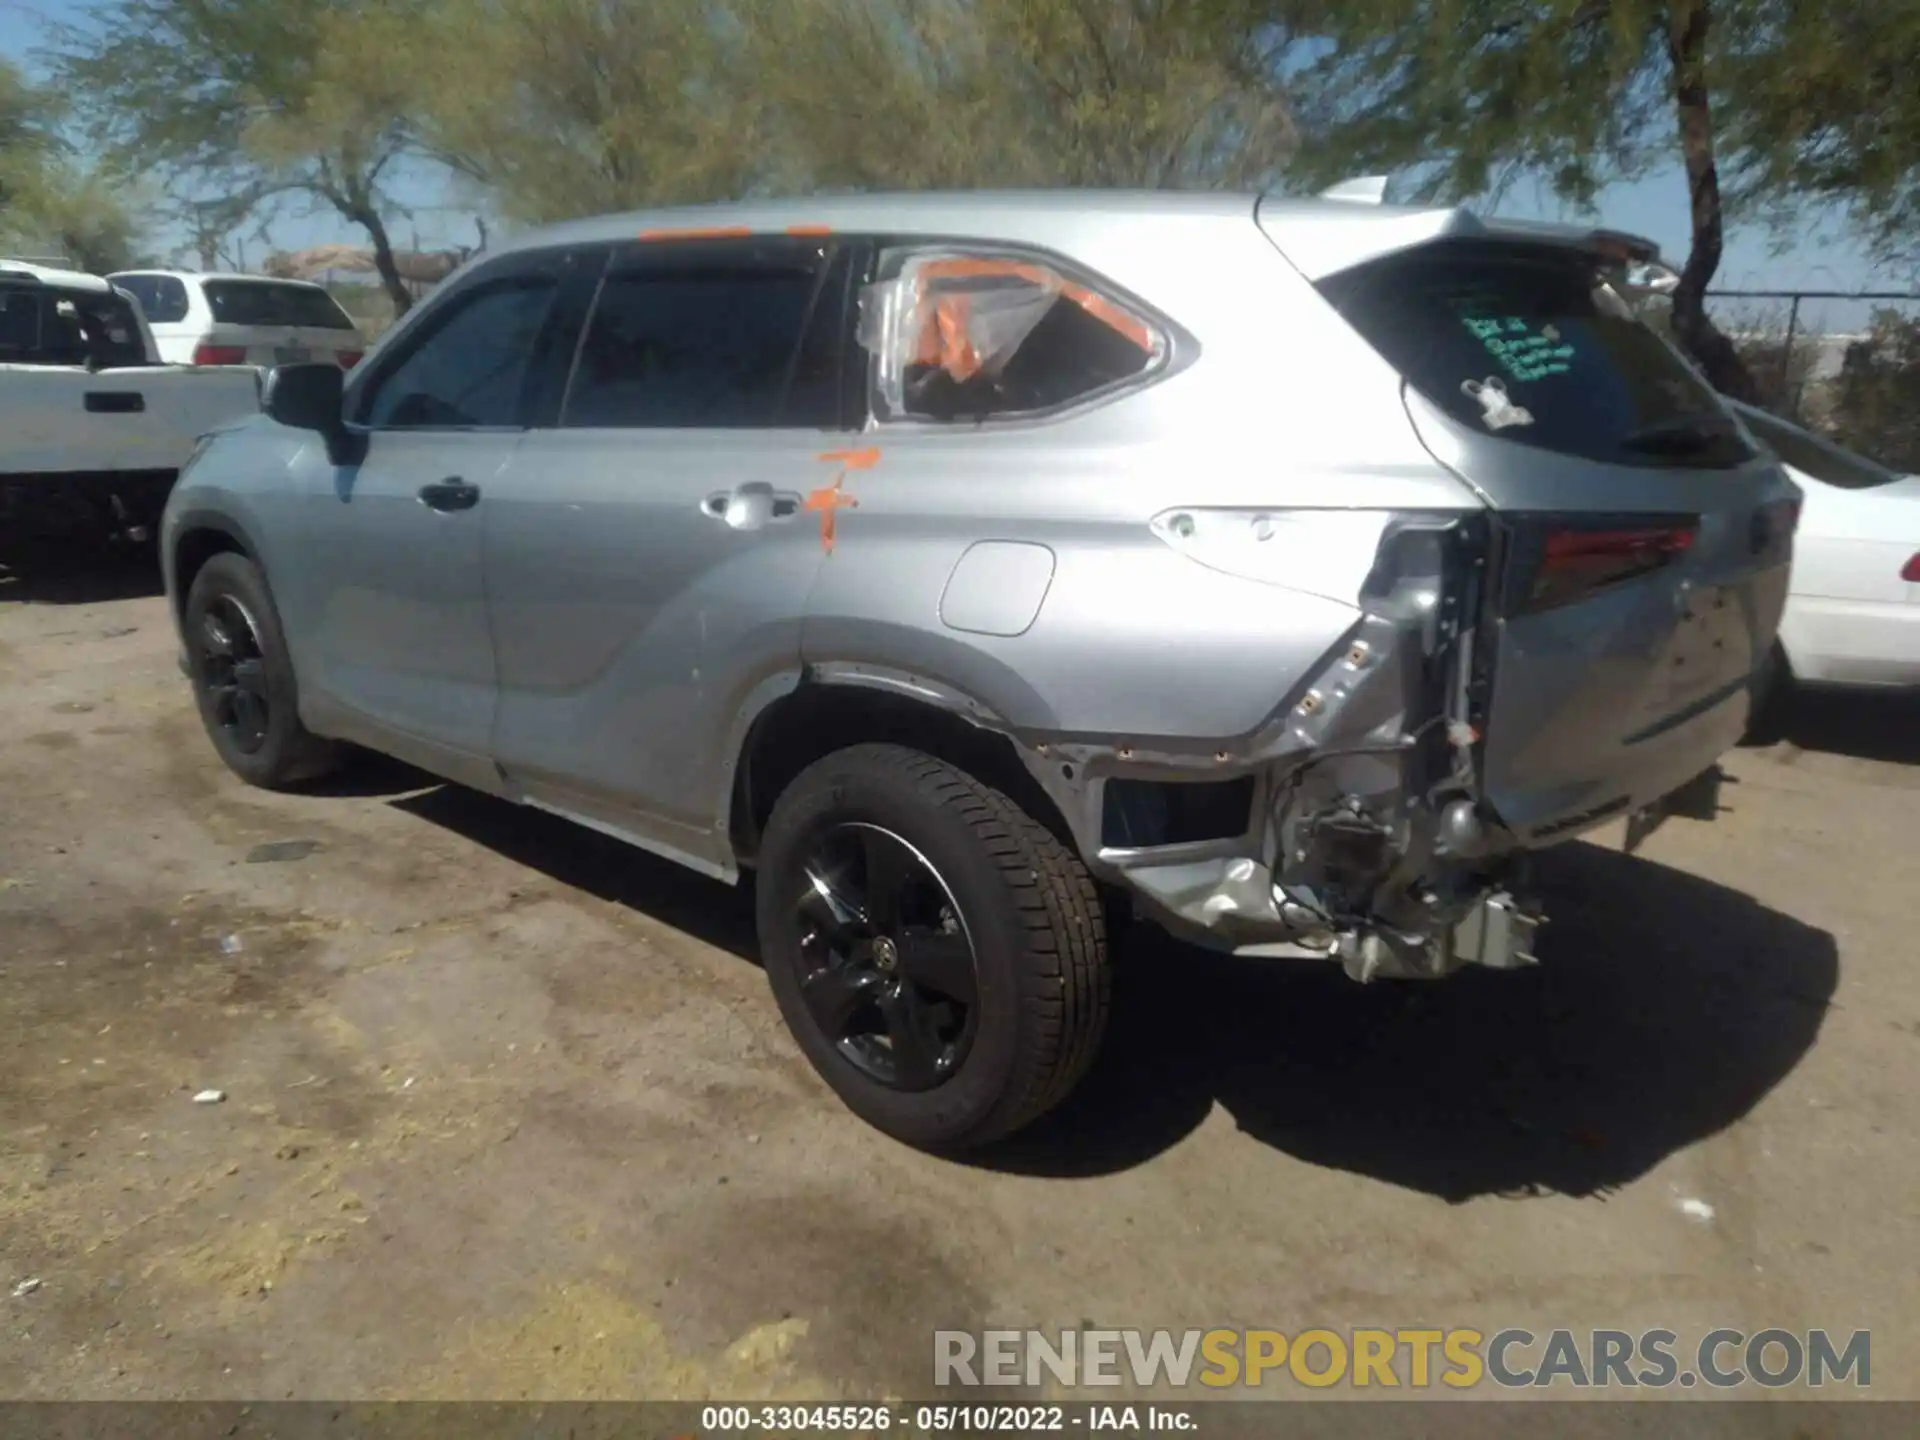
left=418, top=477, right=481, bottom=512
left=702, top=482, right=802, bottom=530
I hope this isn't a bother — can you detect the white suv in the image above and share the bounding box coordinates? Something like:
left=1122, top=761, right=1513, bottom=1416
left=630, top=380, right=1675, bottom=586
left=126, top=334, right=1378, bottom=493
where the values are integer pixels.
left=108, top=270, right=365, bottom=370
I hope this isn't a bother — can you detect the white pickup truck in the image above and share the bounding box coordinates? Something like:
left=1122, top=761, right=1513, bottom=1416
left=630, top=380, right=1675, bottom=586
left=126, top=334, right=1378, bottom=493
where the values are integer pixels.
left=1, top=260, right=264, bottom=545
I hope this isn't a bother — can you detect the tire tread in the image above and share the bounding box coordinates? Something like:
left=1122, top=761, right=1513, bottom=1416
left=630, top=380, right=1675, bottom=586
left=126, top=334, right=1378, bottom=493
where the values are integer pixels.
left=822, top=743, right=1109, bottom=1142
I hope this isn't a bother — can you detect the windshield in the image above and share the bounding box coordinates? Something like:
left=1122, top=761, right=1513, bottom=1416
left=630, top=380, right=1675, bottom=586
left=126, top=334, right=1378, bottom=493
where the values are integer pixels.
left=1317, top=239, right=1757, bottom=470
left=1733, top=405, right=1905, bottom=491
left=204, top=279, right=357, bottom=330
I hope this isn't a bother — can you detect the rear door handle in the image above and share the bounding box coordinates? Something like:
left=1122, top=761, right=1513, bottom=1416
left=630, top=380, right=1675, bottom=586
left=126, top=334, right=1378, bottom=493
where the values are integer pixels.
left=418, top=477, right=481, bottom=512
left=702, top=482, right=803, bottom=530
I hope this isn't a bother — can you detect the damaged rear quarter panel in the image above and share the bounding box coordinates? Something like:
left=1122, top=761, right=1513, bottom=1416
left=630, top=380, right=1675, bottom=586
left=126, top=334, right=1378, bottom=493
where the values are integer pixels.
left=801, top=423, right=1405, bottom=745
left=796, top=207, right=1506, bottom=975
left=798, top=209, right=1488, bottom=750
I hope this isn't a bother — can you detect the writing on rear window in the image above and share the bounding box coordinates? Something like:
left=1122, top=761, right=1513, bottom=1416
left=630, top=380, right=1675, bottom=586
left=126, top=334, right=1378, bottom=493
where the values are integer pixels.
left=1316, top=241, right=1756, bottom=469
left=1447, top=288, right=1578, bottom=383
left=1459, top=315, right=1577, bottom=382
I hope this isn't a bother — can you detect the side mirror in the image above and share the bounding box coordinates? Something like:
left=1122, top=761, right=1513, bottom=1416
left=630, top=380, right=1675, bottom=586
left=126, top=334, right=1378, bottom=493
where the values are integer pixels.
left=263, top=361, right=364, bottom=465
left=263, top=361, right=345, bottom=433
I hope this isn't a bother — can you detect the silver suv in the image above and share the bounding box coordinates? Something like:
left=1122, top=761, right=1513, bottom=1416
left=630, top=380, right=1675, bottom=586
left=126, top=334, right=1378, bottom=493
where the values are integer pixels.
left=161, top=191, right=1799, bottom=1149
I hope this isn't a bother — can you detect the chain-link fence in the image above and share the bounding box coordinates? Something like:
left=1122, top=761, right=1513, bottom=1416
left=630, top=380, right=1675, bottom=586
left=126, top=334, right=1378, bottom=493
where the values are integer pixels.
left=1706, top=288, right=1920, bottom=473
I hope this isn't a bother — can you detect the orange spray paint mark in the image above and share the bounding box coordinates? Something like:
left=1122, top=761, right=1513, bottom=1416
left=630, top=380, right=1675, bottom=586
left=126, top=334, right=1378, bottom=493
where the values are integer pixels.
left=806, top=448, right=881, bottom=553
left=803, top=479, right=860, bottom=555
left=635, top=225, right=753, bottom=242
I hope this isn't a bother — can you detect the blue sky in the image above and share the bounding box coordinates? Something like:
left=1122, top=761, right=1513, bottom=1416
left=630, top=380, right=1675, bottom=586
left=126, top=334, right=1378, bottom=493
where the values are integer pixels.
left=3, top=0, right=1907, bottom=330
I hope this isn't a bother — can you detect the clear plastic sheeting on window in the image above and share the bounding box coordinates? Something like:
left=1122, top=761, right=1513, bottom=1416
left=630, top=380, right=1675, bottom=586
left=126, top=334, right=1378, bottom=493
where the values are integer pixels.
left=858, top=253, right=1164, bottom=420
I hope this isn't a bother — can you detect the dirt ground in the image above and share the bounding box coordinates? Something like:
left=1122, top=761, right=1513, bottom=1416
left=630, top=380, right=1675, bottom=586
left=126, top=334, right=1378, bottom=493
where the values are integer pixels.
left=3, top=547, right=1918, bottom=1404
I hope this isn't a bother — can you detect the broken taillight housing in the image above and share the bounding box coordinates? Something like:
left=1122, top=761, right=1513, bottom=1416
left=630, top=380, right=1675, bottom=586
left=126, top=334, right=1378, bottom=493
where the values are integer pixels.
left=1514, top=518, right=1699, bottom=614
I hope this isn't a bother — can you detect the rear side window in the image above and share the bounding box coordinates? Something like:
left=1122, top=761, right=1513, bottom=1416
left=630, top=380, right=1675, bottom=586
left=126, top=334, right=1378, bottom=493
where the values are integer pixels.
left=113, top=274, right=190, bottom=324
left=204, top=280, right=356, bottom=330
left=562, top=240, right=839, bottom=429
left=1737, top=406, right=1903, bottom=490
left=859, top=251, right=1166, bottom=422
left=1318, top=241, right=1757, bottom=469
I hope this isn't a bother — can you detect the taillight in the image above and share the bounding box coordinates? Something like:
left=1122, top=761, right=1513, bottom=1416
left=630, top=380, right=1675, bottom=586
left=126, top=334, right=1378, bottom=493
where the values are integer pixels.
left=1517, top=518, right=1699, bottom=613
left=192, top=344, right=248, bottom=366
left=1902, top=553, right=1920, bottom=583
left=337, top=350, right=363, bottom=369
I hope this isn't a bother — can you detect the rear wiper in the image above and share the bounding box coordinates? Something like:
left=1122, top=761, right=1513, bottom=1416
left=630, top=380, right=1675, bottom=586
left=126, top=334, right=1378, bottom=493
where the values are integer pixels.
left=1621, top=415, right=1742, bottom=454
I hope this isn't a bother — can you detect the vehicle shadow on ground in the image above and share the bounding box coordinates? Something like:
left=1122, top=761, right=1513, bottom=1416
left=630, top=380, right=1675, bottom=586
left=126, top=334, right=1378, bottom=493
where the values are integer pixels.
left=1743, top=688, right=1920, bottom=766
left=0, top=545, right=167, bottom=605
left=390, top=773, right=1837, bottom=1200
left=387, top=781, right=761, bottom=961
left=986, top=840, right=1839, bottom=1200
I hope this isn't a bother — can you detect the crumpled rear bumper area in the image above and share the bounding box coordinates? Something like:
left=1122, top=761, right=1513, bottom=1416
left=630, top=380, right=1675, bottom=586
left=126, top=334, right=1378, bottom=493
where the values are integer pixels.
left=1007, top=508, right=1734, bottom=981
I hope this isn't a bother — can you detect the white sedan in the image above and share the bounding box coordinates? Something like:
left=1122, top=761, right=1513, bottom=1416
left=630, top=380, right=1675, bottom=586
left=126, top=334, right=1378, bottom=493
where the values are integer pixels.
left=1730, top=400, right=1920, bottom=694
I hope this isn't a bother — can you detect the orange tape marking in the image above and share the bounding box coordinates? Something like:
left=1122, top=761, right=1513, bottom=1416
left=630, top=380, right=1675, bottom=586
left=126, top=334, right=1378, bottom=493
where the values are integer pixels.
left=910, top=255, right=1156, bottom=357
left=806, top=448, right=881, bottom=554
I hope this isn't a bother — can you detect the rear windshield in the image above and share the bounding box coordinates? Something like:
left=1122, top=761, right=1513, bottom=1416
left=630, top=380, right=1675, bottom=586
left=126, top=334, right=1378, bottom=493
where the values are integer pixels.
left=0, top=284, right=147, bottom=367
left=1318, top=240, right=1757, bottom=470
left=203, top=279, right=356, bottom=330
left=1734, top=405, right=1904, bottom=490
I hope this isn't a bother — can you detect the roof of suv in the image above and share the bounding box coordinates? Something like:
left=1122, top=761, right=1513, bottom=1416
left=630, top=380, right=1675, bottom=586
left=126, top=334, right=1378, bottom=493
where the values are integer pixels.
left=493, top=188, right=1667, bottom=282
left=108, top=269, right=332, bottom=287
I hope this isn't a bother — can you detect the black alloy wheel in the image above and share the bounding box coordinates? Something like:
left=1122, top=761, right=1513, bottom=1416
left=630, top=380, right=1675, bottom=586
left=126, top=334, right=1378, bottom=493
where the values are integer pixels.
left=182, top=551, right=339, bottom=789
left=789, top=821, right=982, bottom=1091
left=756, top=743, right=1111, bottom=1150
left=196, top=592, right=272, bottom=754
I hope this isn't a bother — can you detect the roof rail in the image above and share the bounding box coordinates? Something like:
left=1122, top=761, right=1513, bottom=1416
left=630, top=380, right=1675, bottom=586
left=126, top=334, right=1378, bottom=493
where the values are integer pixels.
left=1318, top=175, right=1391, bottom=204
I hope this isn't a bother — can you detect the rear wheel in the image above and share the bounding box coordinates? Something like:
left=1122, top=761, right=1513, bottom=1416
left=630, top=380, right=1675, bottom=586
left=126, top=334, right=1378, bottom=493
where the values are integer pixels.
left=184, top=552, right=339, bottom=788
left=756, top=743, right=1109, bottom=1150
left=1744, top=640, right=1793, bottom=744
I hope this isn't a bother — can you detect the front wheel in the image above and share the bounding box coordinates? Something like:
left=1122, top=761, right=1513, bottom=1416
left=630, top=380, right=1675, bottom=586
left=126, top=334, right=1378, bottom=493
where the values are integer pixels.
left=756, top=743, right=1110, bottom=1150
left=183, top=551, right=339, bottom=789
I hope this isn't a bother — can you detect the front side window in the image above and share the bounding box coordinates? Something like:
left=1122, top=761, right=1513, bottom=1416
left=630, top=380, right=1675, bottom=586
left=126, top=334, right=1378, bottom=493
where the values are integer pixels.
left=562, top=241, right=838, bottom=429
left=355, top=274, right=558, bottom=429
left=859, top=250, right=1166, bottom=422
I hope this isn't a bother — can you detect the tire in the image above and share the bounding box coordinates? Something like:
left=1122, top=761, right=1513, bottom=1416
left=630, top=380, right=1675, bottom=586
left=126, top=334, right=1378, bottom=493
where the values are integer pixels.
left=756, top=743, right=1110, bottom=1150
left=1744, top=640, right=1793, bottom=744
left=183, top=551, right=340, bottom=789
